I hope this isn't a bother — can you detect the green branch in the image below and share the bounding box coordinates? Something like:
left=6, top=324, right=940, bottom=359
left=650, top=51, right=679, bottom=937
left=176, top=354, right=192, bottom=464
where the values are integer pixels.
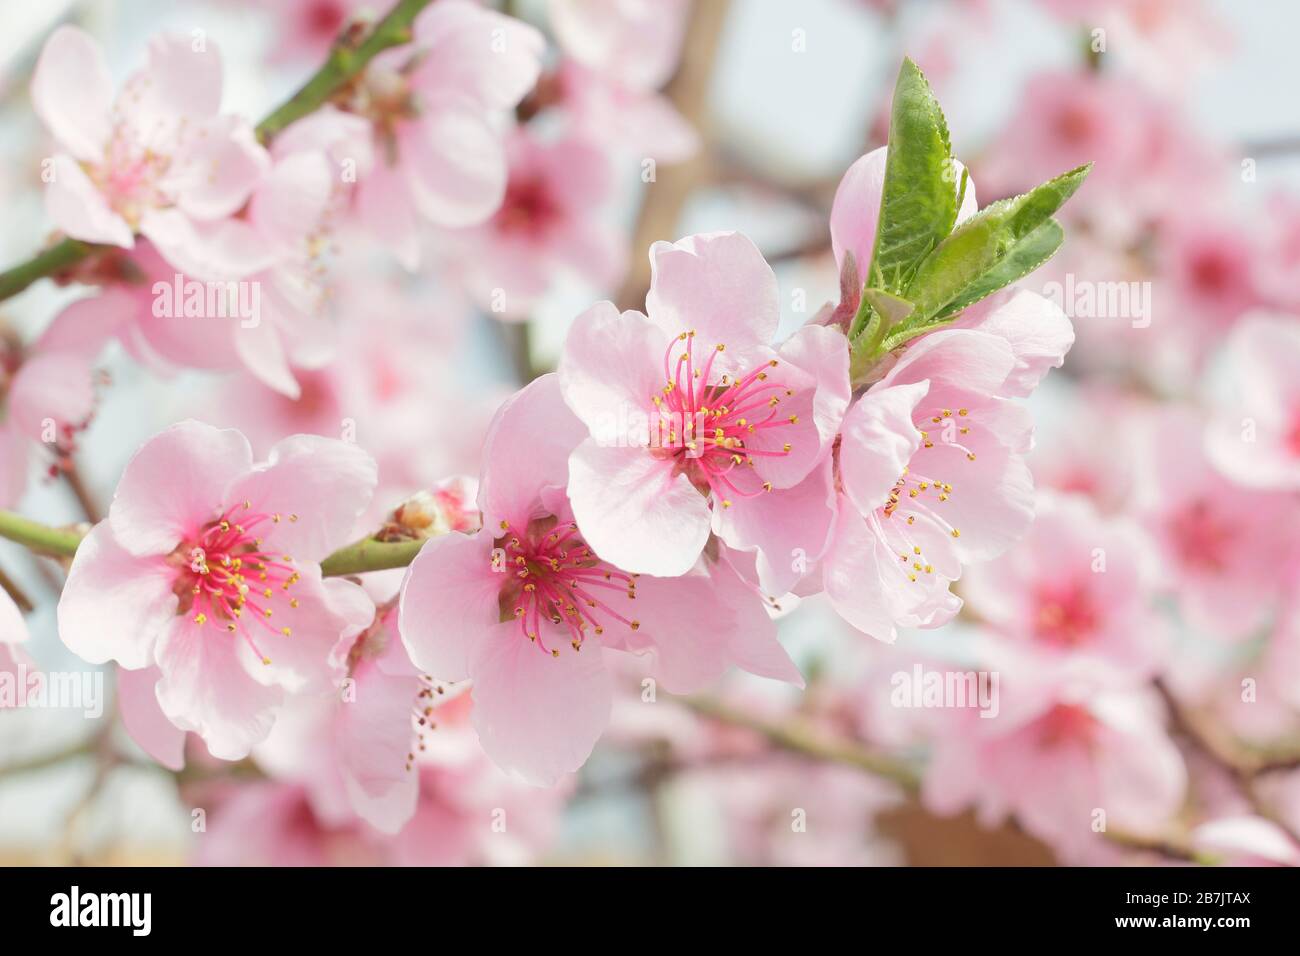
left=0, top=509, right=429, bottom=578
left=256, top=0, right=433, bottom=142
left=0, top=238, right=92, bottom=302
left=0, top=0, right=434, bottom=304
left=318, top=536, right=427, bottom=577
left=0, top=511, right=84, bottom=560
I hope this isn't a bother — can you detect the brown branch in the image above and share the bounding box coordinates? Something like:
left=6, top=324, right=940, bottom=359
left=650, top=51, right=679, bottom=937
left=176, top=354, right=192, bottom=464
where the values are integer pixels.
left=0, top=563, right=33, bottom=612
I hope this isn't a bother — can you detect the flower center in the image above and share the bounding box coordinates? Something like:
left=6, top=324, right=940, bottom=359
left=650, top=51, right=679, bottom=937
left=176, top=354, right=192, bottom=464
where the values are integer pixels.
left=171, top=502, right=303, bottom=663
left=863, top=405, right=975, bottom=586
left=1036, top=702, right=1097, bottom=748
left=494, top=516, right=638, bottom=657
left=494, top=175, right=560, bottom=238
left=1166, top=498, right=1232, bottom=572
left=1032, top=583, right=1098, bottom=647
left=649, top=331, right=796, bottom=507
left=90, top=124, right=174, bottom=228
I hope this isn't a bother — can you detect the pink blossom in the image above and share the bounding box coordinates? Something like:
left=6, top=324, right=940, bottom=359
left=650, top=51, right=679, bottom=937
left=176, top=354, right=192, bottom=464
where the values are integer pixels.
left=1134, top=407, right=1298, bottom=640
left=549, top=0, right=689, bottom=92
left=548, top=0, right=695, bottom=165
left=1029, top=384, right=1142, bottom=515
left=556, top=62, right=699, bottom=165
left=820, top=328, right=1041, bottom=641
left=57, top=420, right=377, bottom=759
left=440, top=128, right=628, bottom=318
left=337, top=1, right=545, bottom=268
left=557, top=231, right=850, bottom=579
left=975, top=71, right=1218, bottom=239
left=923, top=659, right=1187, bottom=859
left=399, top=373, right=802, bottom=784
left=260, top=0, right=374, bottom=63
left=1206, top=314, right=1300, bottom=491
left=0, top=337, right=99, bottom=508
left=39, top=135, right=341, bottom=397
left=32, top=27, right=270, bottom=274
left=962, top=491, right=1168, bottom=678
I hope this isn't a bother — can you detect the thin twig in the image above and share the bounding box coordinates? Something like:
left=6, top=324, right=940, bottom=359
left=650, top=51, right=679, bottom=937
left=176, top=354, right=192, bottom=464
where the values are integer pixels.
left=0, top=563, right=33, bottom=612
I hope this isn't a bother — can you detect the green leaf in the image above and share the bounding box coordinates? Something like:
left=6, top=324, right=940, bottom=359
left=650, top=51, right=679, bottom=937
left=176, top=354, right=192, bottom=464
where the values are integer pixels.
left=900, top=162, right=1091, bottom=324
left=867, top=58, right=958, bottom=297
left=861, top=288, right=916, bottom=328
left=881, top=219, right=1064, bottom=352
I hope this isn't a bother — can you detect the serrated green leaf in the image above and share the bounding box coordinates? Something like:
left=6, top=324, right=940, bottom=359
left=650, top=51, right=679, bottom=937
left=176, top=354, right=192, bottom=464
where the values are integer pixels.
left=868, top=58, right=958, bottom=296
left=880, top=219, right=1065, bottom=352
left=900, top=163, right=1091, bottom=324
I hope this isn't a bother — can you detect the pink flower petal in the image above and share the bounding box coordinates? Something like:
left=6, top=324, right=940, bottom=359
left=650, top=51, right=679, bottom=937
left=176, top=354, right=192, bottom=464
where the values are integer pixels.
left=355, top=158, right=422, bottom=270
left=164, top=118, right=270, bottom=222
left=153, top=616, right=283, bottom=760
left=58, top=522, right=178, bottom=669
left=337, top=655, right=420, bottom=834
left=469, top=621, right=612, bottom=785
left=412, top=0, right=545, bottom=111
left=108, top=420, right=254, bottom=557
left=31, top=26, right=112, bottom=163
left=6, top=352, right=96, bottom=441
left=951, top=289, right=1074, bottom=398
left=478, top=374, right=588, bottom=531
left=402, top=107, right=507, bottom=228
left=712, top=456, right=837, bottom=597
left=567, top=438, right=711, bottom=576
left=557, top=302, right=669, bottom=437
left=646, top=232, right=780, bottom=353
left=117, top=665, right=186, bottom=770
left=839, top=381, right=928, bottom=518
left=45, top=156, right=134, bottom=247
left=223, top=434, right=377, bottom=559
left=398, top=531, right=502, bottom=682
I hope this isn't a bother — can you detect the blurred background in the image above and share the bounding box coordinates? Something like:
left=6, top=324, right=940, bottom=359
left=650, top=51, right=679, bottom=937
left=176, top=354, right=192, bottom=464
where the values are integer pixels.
left=1, top=0, right=1298, bottom=865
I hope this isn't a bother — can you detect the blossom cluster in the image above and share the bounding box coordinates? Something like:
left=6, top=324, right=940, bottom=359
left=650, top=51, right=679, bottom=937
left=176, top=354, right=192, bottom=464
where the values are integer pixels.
left=1, top=0, right=1296, bottom=868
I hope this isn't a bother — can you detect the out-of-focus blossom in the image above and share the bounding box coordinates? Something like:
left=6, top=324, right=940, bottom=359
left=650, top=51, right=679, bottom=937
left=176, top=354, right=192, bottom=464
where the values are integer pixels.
left=546, top=0, right=697, bottom=165
left=261, top=0, right=376, bottom=63
left=1029, top=384, right=1142, bottom=514
left=212, top=275, right=496, bottom=514
left=1133, top=408, right=1298, bottom=640
left=441, top=128, right=627, bottom=318
left=1035, top=0, right=1225, bottom=92
left=962, top=491, right=1168, bottom=678
left=32, top=27, right=270, bottom=276
left=924, top=659, right=1186, bottom=860
left=556, top=61, right=699, bottom=164
left=0, top=331, right=98, bottom=507
left=331, top=1, right=544, bottom=268
left=549, top=0, right=689, bottom=91
left=41, top=139, right=339, bottom=399
left=58, top=420, right=377, bottom=759
left=399, top=374, right=802, bottom=785
left=1206, top=314, right=1300, bottom=491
